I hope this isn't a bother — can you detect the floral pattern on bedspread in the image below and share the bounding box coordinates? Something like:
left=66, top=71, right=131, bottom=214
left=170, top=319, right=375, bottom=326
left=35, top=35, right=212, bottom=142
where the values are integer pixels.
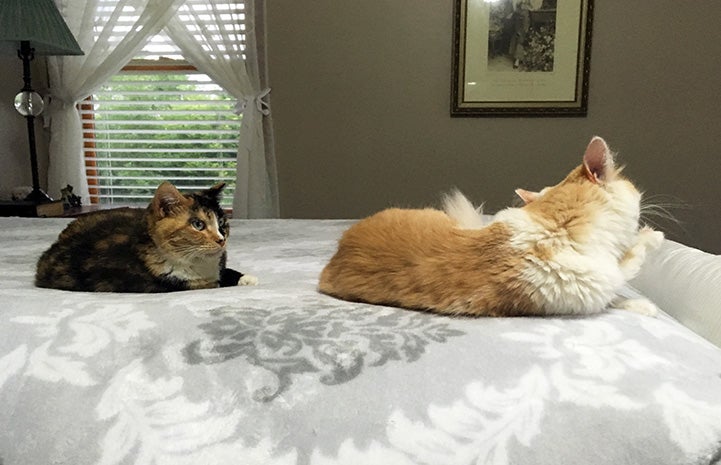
left=1, top=218, right=721, bottom=465
left=183, top=304, right=464, bottom=401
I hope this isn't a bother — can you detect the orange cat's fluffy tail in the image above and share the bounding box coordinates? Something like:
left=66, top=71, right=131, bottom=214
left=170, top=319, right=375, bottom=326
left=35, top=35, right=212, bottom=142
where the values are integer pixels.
left=441, top=189, right=485, bottom=229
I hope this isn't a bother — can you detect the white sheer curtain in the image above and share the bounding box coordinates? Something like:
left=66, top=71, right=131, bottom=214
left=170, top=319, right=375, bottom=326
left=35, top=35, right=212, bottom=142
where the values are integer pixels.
left=46, top=0, right=183, bottom=201
left=165, top=1, right=279, bottom=218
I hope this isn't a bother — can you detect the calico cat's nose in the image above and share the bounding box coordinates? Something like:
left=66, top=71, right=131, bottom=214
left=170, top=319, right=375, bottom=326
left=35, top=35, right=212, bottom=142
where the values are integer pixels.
left=216, top=234, right=225, bottom=246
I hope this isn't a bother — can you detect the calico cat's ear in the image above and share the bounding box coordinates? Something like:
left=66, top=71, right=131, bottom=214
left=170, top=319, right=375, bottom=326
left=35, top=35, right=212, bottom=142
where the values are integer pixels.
left=515, top=188, right=540, bottom=204
left=583, top=136, right=614, bottom=184
left=152, top=182, right=189, bottom=217
left=204, top=182, right=226, bottom=200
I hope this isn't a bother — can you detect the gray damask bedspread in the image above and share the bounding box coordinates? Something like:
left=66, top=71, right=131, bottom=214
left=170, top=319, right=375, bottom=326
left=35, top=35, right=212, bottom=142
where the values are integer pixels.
left=1, top=218, right=721, bottom=465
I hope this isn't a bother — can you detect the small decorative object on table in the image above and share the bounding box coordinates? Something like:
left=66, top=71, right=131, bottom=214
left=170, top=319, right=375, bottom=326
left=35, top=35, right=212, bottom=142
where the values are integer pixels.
left=60, top=184, right=82, bottom=208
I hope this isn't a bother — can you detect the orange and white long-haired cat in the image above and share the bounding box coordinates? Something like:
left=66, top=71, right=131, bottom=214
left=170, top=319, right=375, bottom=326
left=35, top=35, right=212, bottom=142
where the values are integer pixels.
left=319, top=136, right=663, bottom=317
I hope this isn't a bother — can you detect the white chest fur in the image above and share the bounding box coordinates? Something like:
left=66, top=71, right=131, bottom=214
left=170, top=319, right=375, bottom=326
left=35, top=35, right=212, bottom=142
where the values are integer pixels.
left=496, top=208, right=632, bottom=315
left=158, top=253, right=222, bottom=289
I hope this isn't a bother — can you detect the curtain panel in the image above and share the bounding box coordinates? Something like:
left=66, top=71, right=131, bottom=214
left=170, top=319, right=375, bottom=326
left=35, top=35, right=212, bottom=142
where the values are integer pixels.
left=47, top=0, right=278, bottom=218
left=165, top=0, right=278, bottom=217
left=46, top=0, right=184, bottom=203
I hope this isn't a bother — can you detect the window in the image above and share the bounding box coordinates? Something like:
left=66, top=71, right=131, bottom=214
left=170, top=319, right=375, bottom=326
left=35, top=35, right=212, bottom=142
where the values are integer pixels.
left=82, top=27, right=242, bottom=209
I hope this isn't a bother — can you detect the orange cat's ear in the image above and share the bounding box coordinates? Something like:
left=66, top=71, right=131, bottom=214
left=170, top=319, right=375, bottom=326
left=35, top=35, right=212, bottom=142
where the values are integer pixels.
left=152, top=182, right=189, bottom=217
left=515, top=188, right=540, bottom=204
left=583, top=136, right=614, bottom=184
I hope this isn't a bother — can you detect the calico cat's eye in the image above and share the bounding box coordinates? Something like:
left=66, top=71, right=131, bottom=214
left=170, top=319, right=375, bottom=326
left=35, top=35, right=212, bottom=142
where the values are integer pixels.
left=190, top=219, right=206, bottom=231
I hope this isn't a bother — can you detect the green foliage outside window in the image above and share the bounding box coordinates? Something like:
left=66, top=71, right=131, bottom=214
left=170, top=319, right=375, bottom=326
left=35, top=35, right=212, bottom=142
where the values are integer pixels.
left=88, top=72, right=240, bottom=208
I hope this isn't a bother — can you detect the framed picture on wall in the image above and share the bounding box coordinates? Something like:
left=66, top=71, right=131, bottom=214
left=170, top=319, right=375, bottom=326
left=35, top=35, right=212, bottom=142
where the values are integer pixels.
left=451, top=0, right=593, bottom=117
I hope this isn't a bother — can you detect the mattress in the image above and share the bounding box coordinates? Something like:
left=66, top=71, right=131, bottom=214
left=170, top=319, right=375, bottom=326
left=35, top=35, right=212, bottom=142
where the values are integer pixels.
left=1, top=217, right=720, bottom=465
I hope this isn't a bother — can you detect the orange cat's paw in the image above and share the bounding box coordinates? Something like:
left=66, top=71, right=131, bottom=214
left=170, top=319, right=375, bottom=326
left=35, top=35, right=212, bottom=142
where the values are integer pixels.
left=639, top=226, right=664, bottom=250
left=615, top=297, right=659, bottom=317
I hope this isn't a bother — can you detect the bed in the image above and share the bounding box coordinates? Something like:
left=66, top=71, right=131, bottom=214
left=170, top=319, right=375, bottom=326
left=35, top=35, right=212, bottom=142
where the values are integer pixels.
left=2, top=217, right=721, bottom=465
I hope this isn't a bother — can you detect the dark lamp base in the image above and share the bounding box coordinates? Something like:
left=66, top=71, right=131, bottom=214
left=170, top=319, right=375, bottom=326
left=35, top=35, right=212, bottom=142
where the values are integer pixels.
left=24, top=188, right=54, bottom=204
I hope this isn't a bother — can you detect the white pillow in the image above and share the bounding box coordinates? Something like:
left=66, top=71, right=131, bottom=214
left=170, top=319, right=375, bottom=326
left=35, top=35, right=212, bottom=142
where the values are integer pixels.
left=631, top=240, right=721, bottom=348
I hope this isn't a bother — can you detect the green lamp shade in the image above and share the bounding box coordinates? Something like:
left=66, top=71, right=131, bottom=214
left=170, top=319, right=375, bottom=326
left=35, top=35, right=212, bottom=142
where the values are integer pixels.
left=0, top=0, right=84, bottom=56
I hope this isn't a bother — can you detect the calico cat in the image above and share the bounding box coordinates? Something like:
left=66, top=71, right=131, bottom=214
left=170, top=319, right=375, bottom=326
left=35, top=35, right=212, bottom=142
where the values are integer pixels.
left=318, top=136, right=663, bottom=317
left=36, top=182, right=258, bottom=292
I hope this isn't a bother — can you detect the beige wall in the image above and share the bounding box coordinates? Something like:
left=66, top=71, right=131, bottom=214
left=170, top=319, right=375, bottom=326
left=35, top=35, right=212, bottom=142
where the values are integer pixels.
left=0, top=2, right=719, bottom=253
left=266, top=1, right=721, bottom=253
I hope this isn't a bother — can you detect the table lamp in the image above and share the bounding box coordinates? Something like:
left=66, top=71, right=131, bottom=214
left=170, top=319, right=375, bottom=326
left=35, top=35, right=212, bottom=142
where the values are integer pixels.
left=0, top=0, right=84, bottom=203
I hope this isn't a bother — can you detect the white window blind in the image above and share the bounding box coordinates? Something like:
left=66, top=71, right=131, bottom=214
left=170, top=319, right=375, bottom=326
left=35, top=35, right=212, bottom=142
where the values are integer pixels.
left=81, top=2, right=246, bottom=209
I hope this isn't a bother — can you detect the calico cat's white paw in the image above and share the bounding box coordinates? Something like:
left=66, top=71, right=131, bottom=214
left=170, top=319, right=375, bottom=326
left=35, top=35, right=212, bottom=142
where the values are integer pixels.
left=239, top=274, right=259, bottom=286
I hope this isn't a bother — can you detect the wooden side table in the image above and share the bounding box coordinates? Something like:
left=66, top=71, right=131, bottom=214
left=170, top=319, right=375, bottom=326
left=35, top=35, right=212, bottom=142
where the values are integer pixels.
left=0, top=201, right=127, bottom=218
left=0, top=200, right=65, bottom=218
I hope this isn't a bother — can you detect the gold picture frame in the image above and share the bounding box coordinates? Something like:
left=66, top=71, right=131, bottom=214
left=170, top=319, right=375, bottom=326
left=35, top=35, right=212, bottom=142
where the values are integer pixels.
left=451, top=0, right=593, bottom=117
